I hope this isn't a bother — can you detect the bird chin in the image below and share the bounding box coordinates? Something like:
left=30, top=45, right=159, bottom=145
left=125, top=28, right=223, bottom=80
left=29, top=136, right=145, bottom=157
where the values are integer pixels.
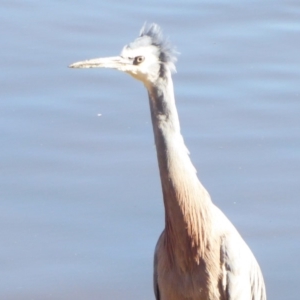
left=127, top=71, right=147, bottom=83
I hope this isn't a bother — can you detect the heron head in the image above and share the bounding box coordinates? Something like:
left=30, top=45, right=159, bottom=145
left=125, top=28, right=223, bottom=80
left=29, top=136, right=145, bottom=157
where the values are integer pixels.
left=69, top=23, right=177, bottom=85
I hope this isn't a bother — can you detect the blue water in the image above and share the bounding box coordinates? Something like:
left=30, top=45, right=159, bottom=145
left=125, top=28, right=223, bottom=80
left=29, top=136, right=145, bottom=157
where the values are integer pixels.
left=1, top=1, right=300, bottom=299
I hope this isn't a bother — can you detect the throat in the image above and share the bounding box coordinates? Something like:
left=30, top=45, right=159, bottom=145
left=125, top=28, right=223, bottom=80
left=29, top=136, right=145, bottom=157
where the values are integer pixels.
left=146, top=74, right=213, bottom=265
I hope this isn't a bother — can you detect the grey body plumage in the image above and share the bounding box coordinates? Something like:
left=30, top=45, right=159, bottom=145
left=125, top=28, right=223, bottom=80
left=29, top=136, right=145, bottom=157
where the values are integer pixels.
left=70, top=24, right=266, bottom=300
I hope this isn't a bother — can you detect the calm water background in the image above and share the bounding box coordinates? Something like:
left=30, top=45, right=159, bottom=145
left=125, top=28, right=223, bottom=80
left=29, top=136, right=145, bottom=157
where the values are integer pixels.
left=1, top=1, right=300, bottom=299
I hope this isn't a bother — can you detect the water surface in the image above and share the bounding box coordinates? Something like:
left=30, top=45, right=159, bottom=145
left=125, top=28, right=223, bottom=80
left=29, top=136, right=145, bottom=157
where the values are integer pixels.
left=1, top=1, right=300, bottom=299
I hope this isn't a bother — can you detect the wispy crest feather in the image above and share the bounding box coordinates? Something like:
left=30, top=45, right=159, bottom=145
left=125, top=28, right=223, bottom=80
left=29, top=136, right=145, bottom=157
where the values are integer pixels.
left=139, top=23, right=178, bottom=73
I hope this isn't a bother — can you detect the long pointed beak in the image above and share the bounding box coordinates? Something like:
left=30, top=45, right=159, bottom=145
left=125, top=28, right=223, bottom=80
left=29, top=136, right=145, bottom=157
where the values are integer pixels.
left=69, top=56, right=130, bottom=70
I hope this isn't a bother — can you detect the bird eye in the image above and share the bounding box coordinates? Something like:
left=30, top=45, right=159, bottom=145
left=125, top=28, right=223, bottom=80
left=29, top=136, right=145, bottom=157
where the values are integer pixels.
left=133, top=56, right=145, bottom=65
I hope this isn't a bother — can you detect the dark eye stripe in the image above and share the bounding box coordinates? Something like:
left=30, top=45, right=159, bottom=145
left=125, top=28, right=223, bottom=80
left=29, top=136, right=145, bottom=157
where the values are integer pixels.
left=133, top=56, right=145, bottom=65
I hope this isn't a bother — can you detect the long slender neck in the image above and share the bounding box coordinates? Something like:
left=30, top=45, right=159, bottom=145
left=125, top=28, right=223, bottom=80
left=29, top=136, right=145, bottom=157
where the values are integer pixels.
left=146, top=72, right=213, bottom=266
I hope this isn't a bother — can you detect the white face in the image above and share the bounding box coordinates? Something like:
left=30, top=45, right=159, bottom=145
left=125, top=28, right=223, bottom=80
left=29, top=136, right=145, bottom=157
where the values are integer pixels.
left=119, top=44, right=161, bottom=83
left=69, top=34, right=172, bottom=85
